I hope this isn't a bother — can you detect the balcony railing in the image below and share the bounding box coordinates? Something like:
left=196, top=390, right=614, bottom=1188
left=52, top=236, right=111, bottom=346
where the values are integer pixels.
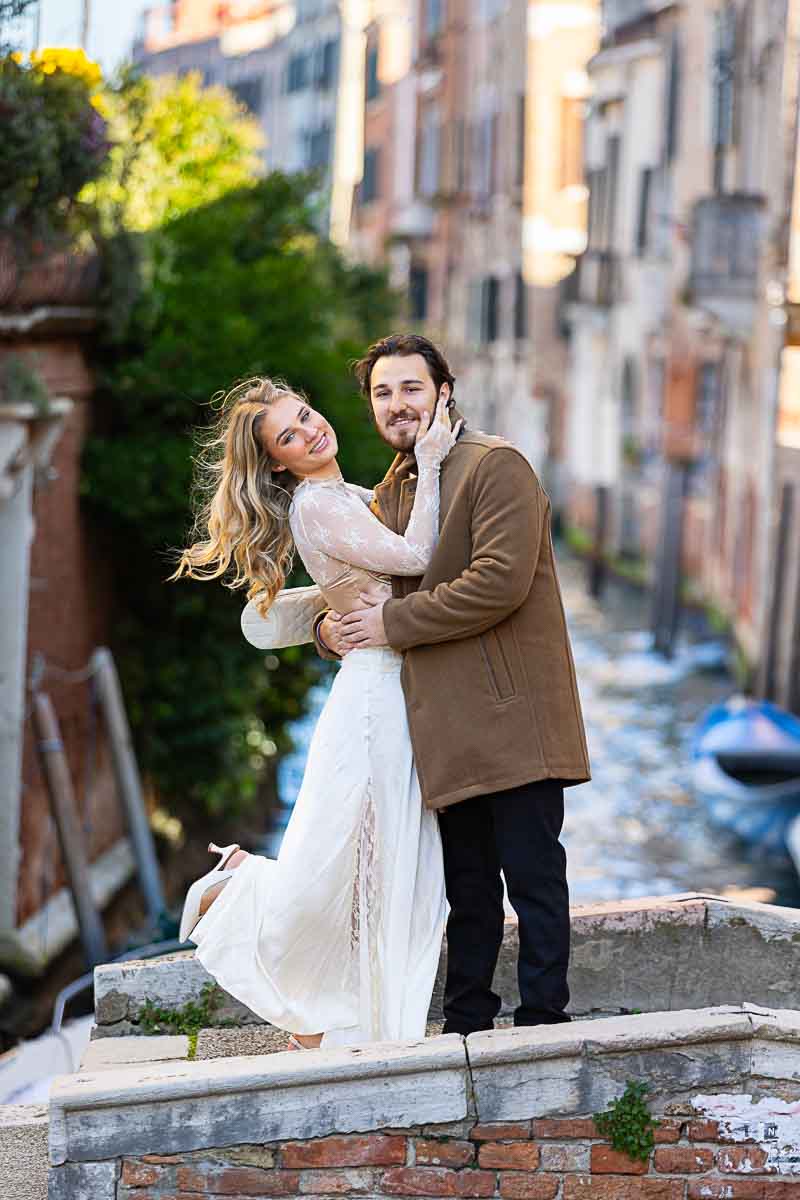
left=577, top=250, right=619, bottom=308
left=689, top=194, right=765, bottom=319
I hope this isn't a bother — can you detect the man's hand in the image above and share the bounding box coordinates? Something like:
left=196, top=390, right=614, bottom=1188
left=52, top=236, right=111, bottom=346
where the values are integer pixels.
left=340, top=593, right=389, bottom=649
left=318, top=610, right=350, bottom=657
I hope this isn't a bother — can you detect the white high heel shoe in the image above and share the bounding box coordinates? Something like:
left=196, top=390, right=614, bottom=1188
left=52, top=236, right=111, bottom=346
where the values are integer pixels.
left=179, top=842, right=241, bottom=943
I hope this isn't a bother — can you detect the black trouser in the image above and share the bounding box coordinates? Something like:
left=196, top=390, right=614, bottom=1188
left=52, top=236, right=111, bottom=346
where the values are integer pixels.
left=438, top=778, right=571, bottom=1035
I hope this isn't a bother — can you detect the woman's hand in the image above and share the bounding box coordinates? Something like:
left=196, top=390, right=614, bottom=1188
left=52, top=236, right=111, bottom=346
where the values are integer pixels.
left=414, top=392, right=463, bottom=469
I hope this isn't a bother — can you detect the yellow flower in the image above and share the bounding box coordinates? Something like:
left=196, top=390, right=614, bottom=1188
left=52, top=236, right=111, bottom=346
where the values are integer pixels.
left=30, top=47, right=103, bottom=89
left=90, top=92, right=110, bottom=117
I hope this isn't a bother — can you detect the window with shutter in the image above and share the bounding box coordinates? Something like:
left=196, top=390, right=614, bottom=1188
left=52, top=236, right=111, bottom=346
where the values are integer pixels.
left=712, top=3, right=737, bottom=166
left=605, top=135, right=620, bottom=252
left=635, top=166, right=653, bottom=255
left=664, top=32, right=681, bottom=163
left=486, top=276, right=500, bottom=342
left=513, top=272, right=527, bottom=340
left=361, top=146, right=381, bottom=203
left=419, top=106, right=441, bottom=198
left=426, top=0, right=445, bottom=38
left=231, top=77, right=263, bottom=115
left=365, top=44, right=380, bottom=102
left=516, top=93, right=526, bottom=189
left=471, top=114, right=494, bottom=205
left=307, top=124, right=332, bottom=170
left=287, top=53, right=309, bottom=93
left=409, top=266, right=429, bottom=320
left=316, top=39, right=338, bottom=91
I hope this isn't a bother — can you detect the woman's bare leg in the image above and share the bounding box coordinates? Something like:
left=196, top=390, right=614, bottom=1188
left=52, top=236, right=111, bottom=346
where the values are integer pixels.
left=289, top=1033, right=323, bottom=1049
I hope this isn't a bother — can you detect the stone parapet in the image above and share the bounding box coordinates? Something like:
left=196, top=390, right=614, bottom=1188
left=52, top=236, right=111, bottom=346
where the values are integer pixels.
left=92, top=892, right=800, bottom=1036
left=48, top=1005, right=800, bottom=1197
left=0, top=1103, right=48, bottom=1200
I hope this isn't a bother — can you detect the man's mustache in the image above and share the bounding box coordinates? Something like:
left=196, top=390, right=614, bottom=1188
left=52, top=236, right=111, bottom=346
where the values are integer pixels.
left=388, top=412, right=419, bottom=426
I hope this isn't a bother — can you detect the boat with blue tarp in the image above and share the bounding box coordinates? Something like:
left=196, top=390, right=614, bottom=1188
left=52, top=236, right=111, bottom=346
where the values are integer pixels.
left=691, top=697, right=800, bottom=854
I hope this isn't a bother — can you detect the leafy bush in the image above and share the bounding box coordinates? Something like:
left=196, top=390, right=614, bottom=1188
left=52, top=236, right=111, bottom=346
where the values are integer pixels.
left=83, top=67, right=263, bottom=237
left=0, top=48, right=109, bottom=239
left=82, top=172, right=397, bottom=824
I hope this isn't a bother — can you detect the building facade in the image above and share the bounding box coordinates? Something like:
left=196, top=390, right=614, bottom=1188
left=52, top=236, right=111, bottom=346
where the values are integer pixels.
left=134, top=0, right=367, bottom=243
left=568, top=0, right=800, bottom=675
left=350, top=0, right=599, bottom=467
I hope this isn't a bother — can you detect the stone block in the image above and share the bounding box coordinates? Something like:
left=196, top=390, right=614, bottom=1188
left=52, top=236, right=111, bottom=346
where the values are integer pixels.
left=0, top=1104, right=49, bottom=1200
left=568, top=893, right=800, bottom=1017
left=47, top=1159, right=117, bottom=1199
left=80, top=1034, right=189, bottom=1071
left=468, top=1007, right=754, bottom=1123
left=93, top=951, right=262, bottom=1030
left=49, top=1035, right=469, bottom=1166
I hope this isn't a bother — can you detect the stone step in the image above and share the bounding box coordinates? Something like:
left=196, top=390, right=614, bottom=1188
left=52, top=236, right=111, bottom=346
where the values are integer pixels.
left=93, top=891, right=800, bottom=1037
left=0, top=1104, right=48, bottom=1200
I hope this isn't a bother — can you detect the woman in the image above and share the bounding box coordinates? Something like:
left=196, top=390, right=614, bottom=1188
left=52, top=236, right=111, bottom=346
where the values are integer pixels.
left=172, top=376, right=459, bottom=1050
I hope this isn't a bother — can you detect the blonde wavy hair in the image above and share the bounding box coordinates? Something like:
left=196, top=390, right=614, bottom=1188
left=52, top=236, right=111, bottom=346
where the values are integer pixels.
left=171, top=377, right=306, bottom=615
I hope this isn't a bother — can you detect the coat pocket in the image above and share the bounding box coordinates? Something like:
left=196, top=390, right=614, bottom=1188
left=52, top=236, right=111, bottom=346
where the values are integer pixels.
left=478, top=628, right=516, bottom=702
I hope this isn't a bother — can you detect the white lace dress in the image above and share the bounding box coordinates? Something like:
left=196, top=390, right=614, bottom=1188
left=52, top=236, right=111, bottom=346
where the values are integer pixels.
left=191, top=454, right=449, bottom=1047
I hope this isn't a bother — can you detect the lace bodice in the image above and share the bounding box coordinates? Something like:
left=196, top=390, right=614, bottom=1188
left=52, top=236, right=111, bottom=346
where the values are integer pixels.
left=288, top=464, right=441, bottom=614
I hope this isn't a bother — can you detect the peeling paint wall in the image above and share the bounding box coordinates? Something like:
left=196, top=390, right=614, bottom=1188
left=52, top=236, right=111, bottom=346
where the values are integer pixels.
left=693, top=1093, right=800, bottom=1175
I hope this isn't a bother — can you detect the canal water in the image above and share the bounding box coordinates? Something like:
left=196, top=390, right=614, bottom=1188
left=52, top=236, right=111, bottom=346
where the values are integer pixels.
left=273, top=550, right=800, bottom=909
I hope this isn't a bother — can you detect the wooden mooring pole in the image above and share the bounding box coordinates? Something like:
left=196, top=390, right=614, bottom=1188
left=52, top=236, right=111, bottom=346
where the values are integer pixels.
left=758, top=481, right=794, bottom=701
left=588, top=484, right=609, bottom=600
left=32, top=692, right=109, bottom=968
left=91, top=647, right=166, bottom=927
left=651, top=462, right=688, bottom=658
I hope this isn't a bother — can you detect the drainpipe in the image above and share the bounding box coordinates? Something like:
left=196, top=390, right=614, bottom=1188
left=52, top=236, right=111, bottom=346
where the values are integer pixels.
left=0, top=399, right=72, bottom=972
left=330, top=0, right=369, bottom=247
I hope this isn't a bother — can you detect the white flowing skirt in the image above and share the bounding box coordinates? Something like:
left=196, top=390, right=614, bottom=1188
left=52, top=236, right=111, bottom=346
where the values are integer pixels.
left=192, top=647, right=446, bottom=1047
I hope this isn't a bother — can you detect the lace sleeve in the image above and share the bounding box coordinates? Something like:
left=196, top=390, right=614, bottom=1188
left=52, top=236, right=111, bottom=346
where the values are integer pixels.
left=290, top=471, right=441, bottom=577
left=346, top=483, right=375, bottom=506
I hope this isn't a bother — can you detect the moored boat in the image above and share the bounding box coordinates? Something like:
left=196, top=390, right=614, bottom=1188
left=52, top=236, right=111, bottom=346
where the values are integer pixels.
left=691, top=698, right=800, bottom=854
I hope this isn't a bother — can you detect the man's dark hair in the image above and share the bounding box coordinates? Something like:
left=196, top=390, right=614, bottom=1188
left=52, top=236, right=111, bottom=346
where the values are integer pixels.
left=353, top=333, right=456, bottom=403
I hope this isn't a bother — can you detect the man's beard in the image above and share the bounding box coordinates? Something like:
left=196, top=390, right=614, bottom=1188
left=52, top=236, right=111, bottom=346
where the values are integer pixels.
left=381, top=414, right=420, bottom=452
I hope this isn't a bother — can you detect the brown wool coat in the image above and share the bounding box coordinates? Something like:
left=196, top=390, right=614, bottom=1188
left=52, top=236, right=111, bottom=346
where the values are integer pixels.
left=354, top=428, right=591, bottom=809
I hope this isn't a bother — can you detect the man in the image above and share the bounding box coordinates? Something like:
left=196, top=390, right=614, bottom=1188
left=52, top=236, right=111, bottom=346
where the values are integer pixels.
left=257, top=333, right=590, bottom=1035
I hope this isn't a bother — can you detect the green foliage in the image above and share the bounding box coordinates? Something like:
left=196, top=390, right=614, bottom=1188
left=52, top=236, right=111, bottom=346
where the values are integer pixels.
left=82, top=172, right=397, bottom=822
left=594, top=1081, right=660, bottom=1163
left=0, top=353, right=50, bottom=412
left=0, top=49, right=109, bottom=239
left=138, top=982, right=223, bottom=1036
left=83, top=67, right=263, bottom=236
left=564, top=523, right=593, bottom=555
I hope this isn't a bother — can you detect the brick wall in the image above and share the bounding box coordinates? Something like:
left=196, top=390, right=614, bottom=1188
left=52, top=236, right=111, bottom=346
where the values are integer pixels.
left=113, top=1116, right=800, bottom=1199
left=0, top=336, right=121, bottom=926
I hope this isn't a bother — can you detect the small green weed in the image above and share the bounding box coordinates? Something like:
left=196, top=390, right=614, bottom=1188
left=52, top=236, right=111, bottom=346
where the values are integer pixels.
left=594, top=1080, right=660, bottom=1162
left=137, top=982, right=223, bottom=1037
